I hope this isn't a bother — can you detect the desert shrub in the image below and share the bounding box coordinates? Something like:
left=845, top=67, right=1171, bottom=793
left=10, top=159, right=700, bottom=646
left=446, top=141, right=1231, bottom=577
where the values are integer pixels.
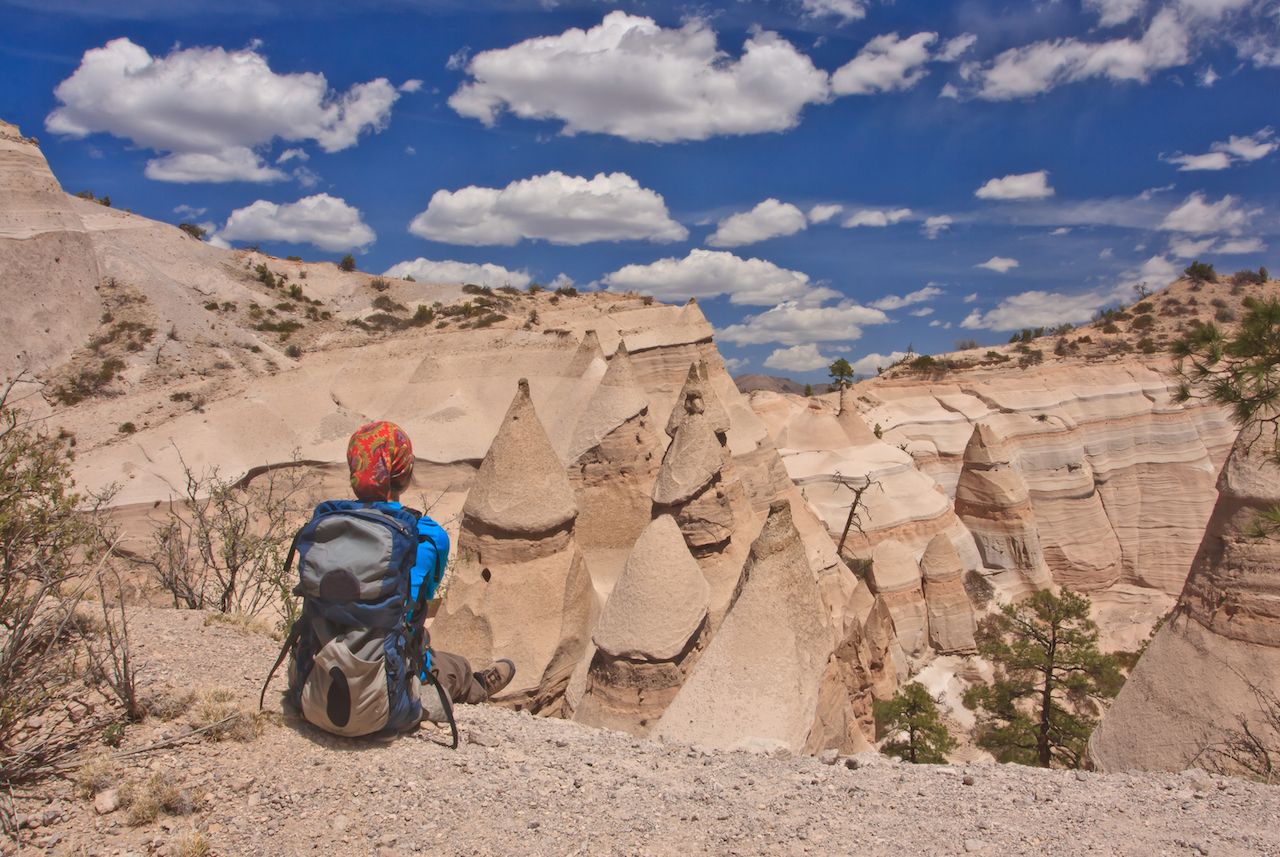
left=874, top=683, right=955, bottom=764
left=187, top=688, right=264, bottom=742
left=372, top=295, right=406, bottom=313
left=984, top=351, right=1010, bottom=363
left=122, top=771, right=198, bottom=826
left=497, top=285, right=521, bottom=295
left=0, top=380, right=122, bottom=786
left=1185, top=261, right=1217, bottom=283
left=1216, top=308, right=1237, bottom=324
left=554, top=286, right=579, bottom=298
left=254, top=264, right=281, bottom=290
left=252, top=319, right=302, bottom=339
left=462, top=284, right=494, bottom=296
left=1018, top=349, right=1044, bottom=368
left=1131, top=314, right=1155, bottom=331
left=52, top=357, right=126, bottom=405
left=1232, top=269, right=1265, bottom=286
left=284, top=344, right=301, bottom=359
left=1101, top=322, right=1120, bottom=334
left=202, top=301, right=218, bottom=311
left=527, top=283, right=543, bottom=294
left=338, top=254, right=356, bottom=272
left=177, top=223, right=205, bottom=240
left=287, top=284, right=303, bottom=300
left=908, top=354, right=940, bottom=373
left=1132, top=301, right=1154, bottom=314
left=369, top=277, right=390, bottom=292
left=1137, top=337, right=1158, bottom=353
left=954, top=338, right=980, bottom=351
left=118, top=422, right=136, bottom=434
left=1211, top=297, right=1228, bottom=308
left=409, top=305, right=434, bottom=327
left=141, top=455, right=316, bottom=621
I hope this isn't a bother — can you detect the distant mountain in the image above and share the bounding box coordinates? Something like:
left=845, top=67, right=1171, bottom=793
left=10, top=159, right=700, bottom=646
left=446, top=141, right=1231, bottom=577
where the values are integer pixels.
left=733, top=374, right=822, bottom=395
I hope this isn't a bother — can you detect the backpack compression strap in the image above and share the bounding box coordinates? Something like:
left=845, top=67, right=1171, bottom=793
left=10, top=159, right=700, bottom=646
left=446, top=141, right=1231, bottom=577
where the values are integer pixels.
left=421, top=667, right=460, bottom=750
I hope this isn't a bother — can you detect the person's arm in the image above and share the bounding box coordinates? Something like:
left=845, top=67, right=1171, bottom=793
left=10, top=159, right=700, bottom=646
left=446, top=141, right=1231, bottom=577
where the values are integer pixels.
left=410, top=514, right=451, bottom=607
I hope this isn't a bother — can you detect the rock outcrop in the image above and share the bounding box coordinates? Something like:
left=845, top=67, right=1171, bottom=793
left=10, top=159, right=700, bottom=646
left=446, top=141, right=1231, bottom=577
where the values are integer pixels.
left=919, top=534, right=978, bottom=654
left=666, top=360, right=730, bottom=439
left=574, top=515, right=710, bottom=733
left=868, top=539, right=929, bottom=663
left=954, top=424, right=1054, bottom=597
left=431, top=379, right=595, bottom=712
left=1089, top=428, right=1280, bottom=772
left=653, top=500, right=838, bottom=753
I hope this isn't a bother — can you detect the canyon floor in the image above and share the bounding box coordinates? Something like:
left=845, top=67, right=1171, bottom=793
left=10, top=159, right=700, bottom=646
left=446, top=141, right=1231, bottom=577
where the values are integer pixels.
left=7, top=607, right=1280, bottom=857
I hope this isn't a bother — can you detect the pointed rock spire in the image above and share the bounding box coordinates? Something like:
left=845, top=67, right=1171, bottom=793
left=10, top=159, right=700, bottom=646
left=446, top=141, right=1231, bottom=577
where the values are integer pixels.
left=565, top=330, right=605, bottom=377
left=653, top=403, right=722, bottom=506
left=837, top=386, right=877, bottom=445
left=567, top=343, right=649, bottom=461
left=666, top=360, right=731, bottom=438
left=654, top=500, right=836, bottom=752
left=963, top=423, right=1012, bottom=467
left=593, top=515, right=710, bottom=661
left=679, top=298, right=708, bottom=326
left=464, top=378, right=577, bottom=535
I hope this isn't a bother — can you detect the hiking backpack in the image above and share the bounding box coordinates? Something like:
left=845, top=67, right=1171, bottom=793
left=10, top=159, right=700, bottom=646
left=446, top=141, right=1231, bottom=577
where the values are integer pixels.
left=260, top=500, right=457, bottom=747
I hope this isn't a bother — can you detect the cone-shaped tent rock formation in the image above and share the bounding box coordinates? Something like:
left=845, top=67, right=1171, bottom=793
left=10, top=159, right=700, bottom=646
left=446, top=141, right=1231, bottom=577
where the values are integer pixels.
left=568, top=343, right=651, bottom=462
left=920, top=534, right=978, bottom=653
left=574, top=515, right=711, bottom=733
left=954, top=423, right=1053, bottom=596
left=432, top=379, right=594, bottom=712
left=868, top=539, right=929, bottom=662
left=666, top=360, right=730, bottom=438
left=837, top=386, right=878, bottom=446
left=463, top=378, right=578, bottom=536
left=1089, top=429, right=1280, bottom=772
left=653, top=500, right=838, bottom=753
left=565, top=343, right=663, bottom=552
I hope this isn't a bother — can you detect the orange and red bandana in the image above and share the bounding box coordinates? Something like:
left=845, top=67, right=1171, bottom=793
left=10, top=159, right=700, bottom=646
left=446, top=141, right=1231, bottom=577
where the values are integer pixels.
left=347, top=421, right=414, bottom=501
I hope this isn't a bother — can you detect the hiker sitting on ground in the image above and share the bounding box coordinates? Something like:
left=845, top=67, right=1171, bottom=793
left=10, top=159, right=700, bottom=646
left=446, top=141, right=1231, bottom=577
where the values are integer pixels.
left=345, top=420, right=515, bottom=707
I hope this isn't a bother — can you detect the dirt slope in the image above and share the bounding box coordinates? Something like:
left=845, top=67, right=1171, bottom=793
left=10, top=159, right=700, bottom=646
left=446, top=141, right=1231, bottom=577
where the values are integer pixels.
left=9, top=606, right=1280, bottom=857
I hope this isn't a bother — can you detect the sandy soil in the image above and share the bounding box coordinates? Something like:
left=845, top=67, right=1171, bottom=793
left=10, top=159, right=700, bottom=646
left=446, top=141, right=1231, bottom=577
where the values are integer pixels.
left=7, top=606, right=1279, bottom=857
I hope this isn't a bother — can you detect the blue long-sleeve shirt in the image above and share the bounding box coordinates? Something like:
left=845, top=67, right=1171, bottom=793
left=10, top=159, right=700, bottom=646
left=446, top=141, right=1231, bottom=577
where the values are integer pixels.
left=369, top=501, right=451, bottom=608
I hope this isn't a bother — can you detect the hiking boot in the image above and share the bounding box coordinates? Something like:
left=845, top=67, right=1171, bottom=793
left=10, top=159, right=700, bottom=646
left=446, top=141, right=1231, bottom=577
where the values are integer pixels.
left=474, top=659, right=516, bottom=699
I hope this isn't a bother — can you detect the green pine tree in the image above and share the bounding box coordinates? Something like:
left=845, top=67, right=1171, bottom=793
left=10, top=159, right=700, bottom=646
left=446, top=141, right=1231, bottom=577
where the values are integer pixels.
left=873, top=682, right=955, bottom=764
left=964, top=590, right=1123, bottom=768
left=828, top=358, right=854, bottom=389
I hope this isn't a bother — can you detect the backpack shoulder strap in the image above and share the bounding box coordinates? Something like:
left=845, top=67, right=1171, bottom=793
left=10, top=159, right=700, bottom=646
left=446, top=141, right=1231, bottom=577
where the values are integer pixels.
left=259, top=529, right=304, bottom=711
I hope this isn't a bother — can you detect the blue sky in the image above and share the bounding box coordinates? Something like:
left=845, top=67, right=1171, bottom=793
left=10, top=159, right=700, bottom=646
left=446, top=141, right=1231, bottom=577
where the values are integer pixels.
left=2, top=0, right=1277, bottom=379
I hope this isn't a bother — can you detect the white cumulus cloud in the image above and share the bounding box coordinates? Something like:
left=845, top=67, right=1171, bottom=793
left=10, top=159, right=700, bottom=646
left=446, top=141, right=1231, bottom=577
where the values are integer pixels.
left=383, top=258, right=532, bottom=289
left=1164, top=128, right=1278, bottom=171
left=764, top=344, right=841, bottom=373
left=219, top=194, right=375, bottom=251
left=976, top=256, right=1020, bottom=273
left=1215, top=237, right=1267, bottom=254
left=708, top=198, right=808, bottom=247
left=968, top=8, right=1190, bottom=100
left=602, top=249, right=836, bottom=306
left=718, top=300, right=889, bottom=346
left=975, top=170, right=1055, bottom=200
left=850, top=351, right=909, bottom=376
left=832, top=32, right=939, bottom=95
left=800, top=0, right=867, bottom=24
left=408, top=171, right=687, bottom=246
left=1085, top=0, right=1147, bottom=26
left=448, top=12, right=830, bottom=143
left=961, top=256, right=1177, bottom=330
left=808, top=203, right=843, bottom=224
left=870, top=285, right=943, bottom=311
left=843, top=207, right=912, bottom=228
left=1158, top=192, right=1254, bottom=234
left=46, top=38, right=400, bottom=183
left=922, top=215, right=953, bottom=239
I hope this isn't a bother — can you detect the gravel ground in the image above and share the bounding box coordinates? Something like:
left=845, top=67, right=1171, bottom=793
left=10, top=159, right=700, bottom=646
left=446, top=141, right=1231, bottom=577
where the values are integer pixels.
left=7, top=607, right=1280, bottom=857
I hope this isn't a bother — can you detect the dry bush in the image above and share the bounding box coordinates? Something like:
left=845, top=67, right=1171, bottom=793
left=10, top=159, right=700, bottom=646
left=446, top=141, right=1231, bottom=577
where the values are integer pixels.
left=202, top=611, right=281, bottom=639
left=122, top=770, right=198, bottom=826
left=189, top=689, right=264, bottom=742
left=141, top=453, right=316, bottom=625
left=171, top=828, right=212, bottom=857
left=0, top=377, right=122, bottom=786
left=73, top=752, right=118, bottom=798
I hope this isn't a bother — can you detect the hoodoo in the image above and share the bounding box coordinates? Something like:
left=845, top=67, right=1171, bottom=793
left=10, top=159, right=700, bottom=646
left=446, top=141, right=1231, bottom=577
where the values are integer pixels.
left=868, top=539, right=930, bottom=662
left=653, top=500, right=837, bottom=753
left=430, top=378, right=594, bottom=712
left=919, top=533, right=978, bottom=654
left=574, top=515, right=710, bottom=733
left=666, top=360, right=731, bottom=439
left=1089, top=428, right=1280, bottom=772
left=954, top=423, right=1054, bottom=596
